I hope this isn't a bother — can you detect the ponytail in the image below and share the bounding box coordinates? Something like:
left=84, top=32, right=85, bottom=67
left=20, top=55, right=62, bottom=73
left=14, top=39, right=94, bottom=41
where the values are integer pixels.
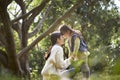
left=44, top=46, right=52, bottom=60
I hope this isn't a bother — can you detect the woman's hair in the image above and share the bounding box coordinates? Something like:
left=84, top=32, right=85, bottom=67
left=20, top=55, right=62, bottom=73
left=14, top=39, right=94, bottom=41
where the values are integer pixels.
left=44, top=32, right=61, bottom=60
left=50, top=32, right=61, bottom=46
left=60, top=25, right=73, bottom=35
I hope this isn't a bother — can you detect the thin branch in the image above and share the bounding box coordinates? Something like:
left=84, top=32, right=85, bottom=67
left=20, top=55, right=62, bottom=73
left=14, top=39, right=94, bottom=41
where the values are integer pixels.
left=12, top=0, right=50, bottom=23
left=15, top=3, right=18, bottom=13
left=15, top=9, right=21, bottom=17
left=26, top=0, right=33, bottom=9
left=25, top=0, right=50, bottom=31
left=8, top=9, right=16, bottom=17
left=28, top=2, right=52, bottom=38
left=11, top=12, right=30, bottom=23
left=8, top=8, right=21, bottom=18
left=17, top=0, right=83, bottom=57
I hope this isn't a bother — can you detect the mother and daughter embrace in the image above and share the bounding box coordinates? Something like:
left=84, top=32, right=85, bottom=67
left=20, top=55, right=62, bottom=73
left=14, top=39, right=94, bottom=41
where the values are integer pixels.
left=41, top=25, right=90, bottom=80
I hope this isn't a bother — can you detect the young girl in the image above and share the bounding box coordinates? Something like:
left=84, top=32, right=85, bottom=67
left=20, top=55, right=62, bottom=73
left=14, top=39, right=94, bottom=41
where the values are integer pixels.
left=60, top=25, right=90, bottom=80
left=41, top=32, right=73, bottom=80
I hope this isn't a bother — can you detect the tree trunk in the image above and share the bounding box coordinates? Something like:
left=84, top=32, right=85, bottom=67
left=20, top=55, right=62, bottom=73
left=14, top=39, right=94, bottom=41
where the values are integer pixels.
left=0, top=50, right=8, bottom=68
left=0, top=7, right=21, bottom=74
left=20, top=21, right=30, bottom=75
left=17, top=0, right=51, bottom=75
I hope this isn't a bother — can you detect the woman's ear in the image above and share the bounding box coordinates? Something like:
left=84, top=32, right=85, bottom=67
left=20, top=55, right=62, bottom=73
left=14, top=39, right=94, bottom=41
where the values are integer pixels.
left=56, top=38, right=59, bottom=42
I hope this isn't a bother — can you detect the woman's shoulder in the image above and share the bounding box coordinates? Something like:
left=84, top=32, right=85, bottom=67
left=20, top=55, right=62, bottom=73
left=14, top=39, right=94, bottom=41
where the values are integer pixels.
left=52, top=44, right=63, bottom=50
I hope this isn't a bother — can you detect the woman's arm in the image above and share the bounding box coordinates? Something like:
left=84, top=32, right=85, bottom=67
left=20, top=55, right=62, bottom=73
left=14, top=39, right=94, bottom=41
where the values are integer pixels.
left=55, top=46, right=72, bottom=69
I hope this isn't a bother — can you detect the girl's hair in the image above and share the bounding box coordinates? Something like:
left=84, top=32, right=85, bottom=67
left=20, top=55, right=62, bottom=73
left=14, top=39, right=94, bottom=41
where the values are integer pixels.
left=60, top=25, right=83, bottom=37
left=44, top=32, right=61, bottom=60
left=60, top=25, right=73, bottom=35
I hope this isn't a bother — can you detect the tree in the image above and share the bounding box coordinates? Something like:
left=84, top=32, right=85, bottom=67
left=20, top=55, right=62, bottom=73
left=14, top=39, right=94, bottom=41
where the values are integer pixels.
left=0, top=0, right=83, bottom=75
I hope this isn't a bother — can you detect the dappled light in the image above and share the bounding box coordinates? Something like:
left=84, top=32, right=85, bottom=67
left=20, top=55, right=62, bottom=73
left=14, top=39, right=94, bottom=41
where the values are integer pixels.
left=0, top=0, right=120, bottom=80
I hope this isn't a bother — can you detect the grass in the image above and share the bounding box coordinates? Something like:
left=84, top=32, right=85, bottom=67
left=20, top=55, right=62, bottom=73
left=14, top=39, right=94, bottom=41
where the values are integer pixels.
left=0, top=72, right=120, bottom=80
left=0, top=73, right=21, bottom=80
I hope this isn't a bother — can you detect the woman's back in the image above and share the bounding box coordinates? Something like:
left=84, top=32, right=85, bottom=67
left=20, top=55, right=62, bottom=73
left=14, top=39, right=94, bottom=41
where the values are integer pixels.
left=41, top=44, right=62, bottom=75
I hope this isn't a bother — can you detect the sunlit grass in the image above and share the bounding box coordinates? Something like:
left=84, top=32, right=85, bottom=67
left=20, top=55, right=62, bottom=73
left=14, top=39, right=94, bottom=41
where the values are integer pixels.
left=72, top=72, right=120, bottom=80
left=90, top=73, right=120, bottom=80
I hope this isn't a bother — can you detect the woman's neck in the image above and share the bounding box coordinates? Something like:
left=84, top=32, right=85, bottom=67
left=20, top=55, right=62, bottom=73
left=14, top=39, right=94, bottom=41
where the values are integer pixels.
left=56, top=43, right=61, bottom=46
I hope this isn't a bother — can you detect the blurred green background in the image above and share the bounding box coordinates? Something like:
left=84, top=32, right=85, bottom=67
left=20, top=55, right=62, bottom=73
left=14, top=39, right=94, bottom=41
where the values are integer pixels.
left=0, top=0, right=120, bottom=80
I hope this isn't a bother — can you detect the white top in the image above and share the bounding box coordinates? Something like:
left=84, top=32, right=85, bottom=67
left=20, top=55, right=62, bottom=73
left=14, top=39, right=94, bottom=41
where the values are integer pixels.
left=41, top=44, right=71, bottom=78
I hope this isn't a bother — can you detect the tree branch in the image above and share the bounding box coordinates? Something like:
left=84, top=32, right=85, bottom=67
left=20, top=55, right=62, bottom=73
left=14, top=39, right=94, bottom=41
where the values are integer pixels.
left=11, top=12, right=30, bottom=23
left=17, top=0, right=83, bottom=57
left=26, top=0, right=33, bottom=9
left=25, top=0, right=50, bottom=31
left=28, top=2, right=52, bottom=38
left=12, top=22, right=21, bottom=39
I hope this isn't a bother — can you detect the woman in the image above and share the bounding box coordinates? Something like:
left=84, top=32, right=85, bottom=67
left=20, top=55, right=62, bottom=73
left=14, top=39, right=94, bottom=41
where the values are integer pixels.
left=41, top=32, right=73, bottom=80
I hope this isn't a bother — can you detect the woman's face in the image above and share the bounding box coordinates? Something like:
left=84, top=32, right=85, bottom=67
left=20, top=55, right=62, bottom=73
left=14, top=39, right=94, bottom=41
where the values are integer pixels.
left=57, top=35, right=64, bottom=45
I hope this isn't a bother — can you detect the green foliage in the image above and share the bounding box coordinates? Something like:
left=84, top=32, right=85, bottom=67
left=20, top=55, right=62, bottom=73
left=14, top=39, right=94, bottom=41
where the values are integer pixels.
left=30, top=0, right=120, bottom=77
left=111, top=58, right=120, bottom=75
left=1, top=0, right=119, bottom=78
left=29, top=48, right=45, bottom=73
left=65, top=0, right=120, bottom=75
left=0, top=72, right=21, bottom=80
left=31, top=0, right=42, bottom=7
left=29, top=49, right=45, bottom=80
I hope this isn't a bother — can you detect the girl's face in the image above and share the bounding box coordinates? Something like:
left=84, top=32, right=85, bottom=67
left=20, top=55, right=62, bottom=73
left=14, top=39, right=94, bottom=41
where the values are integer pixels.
left=62, top=31, right=71, bottom=39
left=57, top=35, right=64, bottom=45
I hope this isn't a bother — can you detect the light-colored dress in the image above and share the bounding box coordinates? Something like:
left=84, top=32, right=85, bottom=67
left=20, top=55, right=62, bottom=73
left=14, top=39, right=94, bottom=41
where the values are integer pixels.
left=41, top=44, right=72, bottom=80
